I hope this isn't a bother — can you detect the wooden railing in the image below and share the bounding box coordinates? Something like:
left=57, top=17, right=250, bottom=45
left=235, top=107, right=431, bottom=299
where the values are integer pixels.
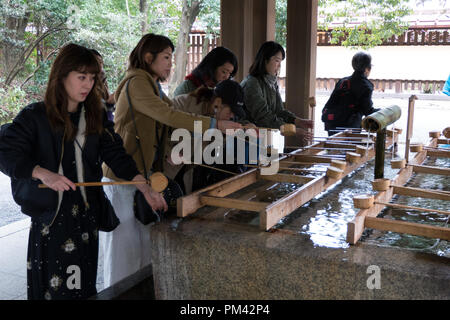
left=278, top=77, right=446, bottom=94
left=186, top=27, right=450, bottom=71
left=186, top=32, right=220, bottom=75
left=317, top=27, right=450, bottom=46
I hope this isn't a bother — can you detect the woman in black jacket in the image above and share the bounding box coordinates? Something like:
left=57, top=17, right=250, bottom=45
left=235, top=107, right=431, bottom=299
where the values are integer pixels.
left=0, top=43, right=166, bottom=300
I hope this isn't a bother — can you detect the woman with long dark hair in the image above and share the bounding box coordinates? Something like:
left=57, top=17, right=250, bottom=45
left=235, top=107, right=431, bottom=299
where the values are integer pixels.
left=173, top=46, right=238, bottom=96
left=101, top=34, right=242, bottom=287
left=241, top=41, right=314, bottom=142
left=0, top=43, right=159, bottom=299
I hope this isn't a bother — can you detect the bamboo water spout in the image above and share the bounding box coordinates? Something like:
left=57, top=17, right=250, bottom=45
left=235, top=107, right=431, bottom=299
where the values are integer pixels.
left=361, top=105, right=402, bottom=180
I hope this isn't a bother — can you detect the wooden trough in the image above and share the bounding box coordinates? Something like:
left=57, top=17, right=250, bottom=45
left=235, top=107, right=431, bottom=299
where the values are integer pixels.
left=347, top=136, right=450, bottom=244
left=178, top=130, right=397, bottom=231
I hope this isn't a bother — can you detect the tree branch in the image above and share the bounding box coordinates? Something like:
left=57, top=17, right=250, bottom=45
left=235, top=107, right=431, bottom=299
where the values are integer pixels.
left=5, top=23, right=68, bottom=86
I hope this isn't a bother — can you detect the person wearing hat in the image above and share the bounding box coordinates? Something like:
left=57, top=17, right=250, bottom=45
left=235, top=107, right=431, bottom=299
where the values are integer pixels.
left=166, top=79, right=255, bottom=192
left=321, top=51, right=379, bottom=135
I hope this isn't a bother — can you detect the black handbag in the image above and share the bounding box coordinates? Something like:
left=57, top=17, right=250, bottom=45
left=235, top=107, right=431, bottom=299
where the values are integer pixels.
left=133, top=178, right=183, bottom=224
left=73, top=138, right=121, bottom=232
left=125, top=80, right=183, bottom=225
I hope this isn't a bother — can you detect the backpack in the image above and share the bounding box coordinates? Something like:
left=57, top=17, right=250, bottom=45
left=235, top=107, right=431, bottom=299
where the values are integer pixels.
left=321, top=78, right=358, bottom=127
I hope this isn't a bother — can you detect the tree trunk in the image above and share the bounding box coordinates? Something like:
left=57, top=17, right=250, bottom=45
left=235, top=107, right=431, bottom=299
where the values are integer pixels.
left=139, top=0, right=149, bottom=34
left=36, top=17, right=43, bottom=66
left=168, top=0, right=201, bottom=97
left=1, top=10, right=30, bottom=80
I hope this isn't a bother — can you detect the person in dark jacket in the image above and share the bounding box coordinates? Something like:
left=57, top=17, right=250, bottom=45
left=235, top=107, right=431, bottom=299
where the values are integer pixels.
left=321, top=51, right=379, bottom=135
left=0, top=43, right=166, bottom=300
left=173, top=46, right=238, bottom=97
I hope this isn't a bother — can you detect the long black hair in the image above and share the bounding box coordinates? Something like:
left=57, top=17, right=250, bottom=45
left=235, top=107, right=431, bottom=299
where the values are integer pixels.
left=248, top=41, right=285, bottom=78
left=191, top=46, right=238, bottom=84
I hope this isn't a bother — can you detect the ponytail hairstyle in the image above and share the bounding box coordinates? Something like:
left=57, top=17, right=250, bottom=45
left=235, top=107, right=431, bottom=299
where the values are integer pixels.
left=44, top=43, right=102, bottom=141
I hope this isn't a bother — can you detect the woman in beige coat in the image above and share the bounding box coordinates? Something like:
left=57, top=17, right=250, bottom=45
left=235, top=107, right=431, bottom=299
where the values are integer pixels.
left=101, top=34, right=242, bottom=288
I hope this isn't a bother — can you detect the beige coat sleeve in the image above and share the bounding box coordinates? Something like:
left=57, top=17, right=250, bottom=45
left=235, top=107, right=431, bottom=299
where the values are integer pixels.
left=128, top=75, right=213, bottom=133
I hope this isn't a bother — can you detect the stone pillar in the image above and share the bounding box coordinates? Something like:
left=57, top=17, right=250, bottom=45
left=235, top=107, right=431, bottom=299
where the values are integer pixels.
left=285, top=0, right=318, bottom=120
left=220, top=0, right=275, bottom=82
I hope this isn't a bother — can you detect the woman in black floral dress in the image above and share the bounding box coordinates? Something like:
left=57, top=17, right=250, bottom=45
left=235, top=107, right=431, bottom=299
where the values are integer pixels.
left=0, top=43, right=167, bottom=299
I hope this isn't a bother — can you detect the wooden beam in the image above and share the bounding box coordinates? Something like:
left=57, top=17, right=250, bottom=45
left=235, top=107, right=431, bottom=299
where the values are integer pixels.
left=411, top=164, right=450, bottom=176
left=259, top=173, right=315, bottom=184
left=393, top=186, right=450, bottom=201
left=324, top=142, right=359, bottom=150
left=200, top=196, right=269, bottom=212
left=365, top=217, right=450, bottom=241
left=262, top=176, right=326, bottom=231
left=290, top=154, right=334, bottom=163
left=374, top=201, right=450, bottom=215
left=425, top=149, right=450, bottom=158
left=285, top=0, right=317, bottom=121
left=177, top=169, right=258, bottom=217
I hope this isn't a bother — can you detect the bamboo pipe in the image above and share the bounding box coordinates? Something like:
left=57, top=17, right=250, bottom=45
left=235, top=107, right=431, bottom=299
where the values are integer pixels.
left=374, top=201, right=450, bottom=216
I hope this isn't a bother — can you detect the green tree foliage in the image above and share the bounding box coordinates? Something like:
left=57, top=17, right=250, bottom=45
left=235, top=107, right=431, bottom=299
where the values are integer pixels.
left=276, top=0, right=412, bottom=49
left=0, top=0, right=185, bottom=122
left=319, top=0, right=412, bottom=48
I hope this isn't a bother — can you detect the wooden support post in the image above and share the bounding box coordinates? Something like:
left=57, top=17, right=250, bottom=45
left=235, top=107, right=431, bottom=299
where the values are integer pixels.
left=285, top=0, right=318, bottom=147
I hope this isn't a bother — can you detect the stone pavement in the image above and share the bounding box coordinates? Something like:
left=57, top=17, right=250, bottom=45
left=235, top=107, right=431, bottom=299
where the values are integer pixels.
left=0, top=217, right=105, bottom=300
left=0, top=218, right=29, bottom=300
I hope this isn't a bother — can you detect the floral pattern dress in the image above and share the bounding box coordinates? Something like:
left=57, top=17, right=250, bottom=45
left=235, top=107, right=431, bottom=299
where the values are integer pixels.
left=27, top=109, right=99, bottom=300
